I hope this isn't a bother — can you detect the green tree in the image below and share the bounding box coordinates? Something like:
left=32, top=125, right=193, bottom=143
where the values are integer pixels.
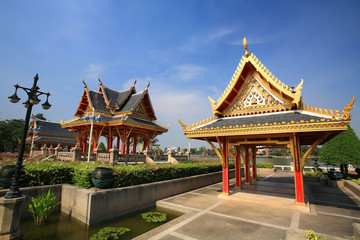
left=34, top=113, right=46, bottom=120
left=319, top=126, right=360, bottom=178
left=0, top=119, right=25, bottom=152
left=98, top=142, right=107, bottom=153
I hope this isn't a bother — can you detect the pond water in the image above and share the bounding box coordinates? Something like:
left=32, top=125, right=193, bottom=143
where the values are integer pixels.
left=20, top=206, right=182, bottom=240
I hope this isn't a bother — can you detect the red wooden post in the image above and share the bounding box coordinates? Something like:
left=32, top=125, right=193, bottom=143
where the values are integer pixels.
left=252, top=145, right=257, bottom=180
left=235, top=146, right=242, bottom=189
left=222, top=138, right=230, bottom=195
left=116, top=137, right=120, bottom=149
left=126, top=138, right=130, bottom=154
left=132, top=135, right=137, bottom=154
left=244, top=145, right=250, bottom=183
left=292, top=133, right=305, bottom=204
left=82, top=134, right=87, bottom=153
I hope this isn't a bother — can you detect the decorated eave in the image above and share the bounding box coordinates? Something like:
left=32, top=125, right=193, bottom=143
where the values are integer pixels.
left=179, top=37, right=355, bottom=144
left=61, top=78, right=168, bottom=134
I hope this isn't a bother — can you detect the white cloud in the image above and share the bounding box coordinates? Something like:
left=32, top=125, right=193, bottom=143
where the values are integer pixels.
left=84, top=63, right=105, bottom=81
left=170, top=64, right=206, bottom=82
left=209, top=27, right=236, bottom=40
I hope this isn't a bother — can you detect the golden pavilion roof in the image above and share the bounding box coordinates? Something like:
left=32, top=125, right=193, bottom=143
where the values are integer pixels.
left=179, top=37, right=354, bottom=145
left=61, top=78, right=168, bottom=133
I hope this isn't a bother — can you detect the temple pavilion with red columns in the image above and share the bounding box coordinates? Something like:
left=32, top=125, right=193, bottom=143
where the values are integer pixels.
left=179, top=37, right=354, bottom=205
left=61, top=78, right=168, bottom=154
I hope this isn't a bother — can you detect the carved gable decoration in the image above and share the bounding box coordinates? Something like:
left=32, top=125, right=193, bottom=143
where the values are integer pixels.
left=224, top=74, right=290, bottom=116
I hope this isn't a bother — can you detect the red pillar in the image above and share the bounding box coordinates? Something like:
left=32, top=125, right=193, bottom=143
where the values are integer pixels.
left=252, top=145, right=257, bottom=180
left=132, top=135, right=137, bottom=154
left=235, top=146, right=242, bottom=189
left=116, top=137, right=120, bottom=149
left=292, top=133, right=305, bottom=204
left=82, top=134, right=87, bottom=153
left=126, top=138, right=130, bottom=154
left=244, top=145, right=250, bottom=183
left=222, top=138, right=230, bottom=195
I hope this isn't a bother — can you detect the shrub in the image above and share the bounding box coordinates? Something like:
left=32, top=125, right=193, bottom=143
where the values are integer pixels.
left=306, top=230, right=326, bottom=240
left=256, top=162, right=274, bottom=168
left=28, top=189, right=60, bottom=223
left=89, top=227, right=130, bottom=240
left=351, top=178, right=360, bottom=185
left=305, top=171, right=326, bottom=177
left=141, top=212, right=167, bottom=223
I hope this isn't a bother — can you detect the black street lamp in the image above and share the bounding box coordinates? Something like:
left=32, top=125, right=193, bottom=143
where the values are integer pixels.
left=5, top=74, right=51, bottom=199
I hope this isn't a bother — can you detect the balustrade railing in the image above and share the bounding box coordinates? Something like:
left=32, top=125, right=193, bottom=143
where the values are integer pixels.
left=117, top=154, right=146, bottom=164
left=57, top=152, right=74, bottom=161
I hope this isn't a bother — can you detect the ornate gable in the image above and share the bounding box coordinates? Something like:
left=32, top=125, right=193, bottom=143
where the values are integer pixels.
left=209, top=37, right=303, bottom=117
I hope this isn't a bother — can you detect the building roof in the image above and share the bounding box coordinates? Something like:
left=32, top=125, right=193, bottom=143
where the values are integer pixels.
left=179, top=37, right=354, bottom=145
left=31, top=119, right=76, bottom=139
left=27, top=136, right=77, bottom=145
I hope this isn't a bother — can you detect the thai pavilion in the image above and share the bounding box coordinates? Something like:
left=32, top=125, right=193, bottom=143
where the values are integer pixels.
left=61, top=78, right=168, bottom=154
left=179, top=37, right=354, bottom=205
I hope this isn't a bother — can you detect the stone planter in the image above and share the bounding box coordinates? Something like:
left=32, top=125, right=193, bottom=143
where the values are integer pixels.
left=0, top=165, right=16, bottom=188
left=91, top=167, right=114, bottom=189
left=320, top=177, right=328, bottom=186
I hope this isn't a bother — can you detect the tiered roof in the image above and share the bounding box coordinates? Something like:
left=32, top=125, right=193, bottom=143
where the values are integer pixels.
left=179, top=37, right=354, bottom=145
left=62, top=78, right=168, bottom=133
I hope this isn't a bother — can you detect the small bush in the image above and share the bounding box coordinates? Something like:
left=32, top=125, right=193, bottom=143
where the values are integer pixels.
left=351, top=178, right=360, bottom=185
left=141, top=212, right=167, bottom=223
left=305, top=171, right=326, bottom=177
left=256, top=162, right=274, bottom=168
left=28, top=189, right=60, bottom=223
left=306, top=230, right=326, bottom=240
left=89, top=227, right=130, bottom=240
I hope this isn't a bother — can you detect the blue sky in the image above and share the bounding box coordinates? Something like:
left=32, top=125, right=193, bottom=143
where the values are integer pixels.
left=1, top=0, right=359, bottom=149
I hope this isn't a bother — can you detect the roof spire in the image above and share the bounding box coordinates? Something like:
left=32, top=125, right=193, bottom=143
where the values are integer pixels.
left=146, top=81, right=150, bottom=90
left=132, top=79, right=137, bottom=88
left=98, top=75, right=102, bottom=85
left=82, top=77, right=87, bottom=88
left=243, top=36, right=250, bottom=58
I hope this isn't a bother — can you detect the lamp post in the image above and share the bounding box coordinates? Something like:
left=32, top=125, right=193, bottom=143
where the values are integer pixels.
left=85, top=108, right=101, bottom=162
left=5, top=74, right=51, bottom=199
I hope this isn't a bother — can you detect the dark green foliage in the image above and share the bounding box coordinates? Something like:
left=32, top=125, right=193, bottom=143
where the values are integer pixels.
left=8, top=161, right=230, bottom=189
left=28, top=189, right=60, bottom=223
left=20, top=162, right=74, bottom=187
left=98, top=142, right=107, bottom=153
left=0, top=119, right=25, bottom=152
left=89, top=227, right=130, bottom=240
left=33, top=113, right=46, bottom=120
left=141, top=212, right=167, bottom=223
left=256, top=162, right=274, bottom=168
left=319, top=126, right=360, bottom=165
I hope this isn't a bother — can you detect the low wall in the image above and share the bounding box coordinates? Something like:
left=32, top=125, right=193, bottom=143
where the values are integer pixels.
left=62, top=169, right=235, bottom=225
left=0, top=185, right=62, bottom=219
left=344, top=180, right=360, bottom=198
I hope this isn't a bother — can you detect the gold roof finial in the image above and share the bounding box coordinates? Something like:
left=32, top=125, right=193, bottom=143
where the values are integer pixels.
left=243, top=36, right=250, bottom=58
left=98, top=75, right=102, bottom=85
left=82, top=77, right=87, bottom=88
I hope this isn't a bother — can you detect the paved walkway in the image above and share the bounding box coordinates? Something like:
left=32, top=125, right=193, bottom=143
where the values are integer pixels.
left=135, top=172, right=360, bottom=240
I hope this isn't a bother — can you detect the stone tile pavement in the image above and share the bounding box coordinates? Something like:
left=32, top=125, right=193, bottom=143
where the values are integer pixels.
left=135, top=172, right=360, bottom=240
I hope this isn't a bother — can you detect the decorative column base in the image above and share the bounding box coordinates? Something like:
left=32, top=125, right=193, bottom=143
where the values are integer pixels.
left=0, top=196, right=25, bottom=240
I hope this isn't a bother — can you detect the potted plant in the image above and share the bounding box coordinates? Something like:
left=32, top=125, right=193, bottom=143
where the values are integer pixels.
left=92, top=167, right=114, bottom=189
left=0, top=165, right=16, bottom=188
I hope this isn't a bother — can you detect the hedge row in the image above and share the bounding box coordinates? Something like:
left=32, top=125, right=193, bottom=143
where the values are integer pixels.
left=15, top=161, right=234, bottom=189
